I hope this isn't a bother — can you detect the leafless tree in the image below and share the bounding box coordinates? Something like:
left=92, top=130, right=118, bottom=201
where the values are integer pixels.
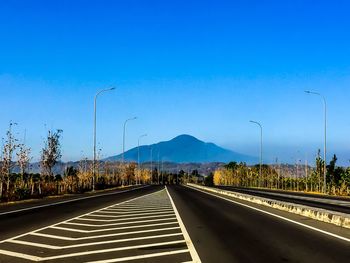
left=0, top=122, right=19, bottom=199
left=40, top=129, right=63, bottom=194
left=17, top=142, right=31, bottom=187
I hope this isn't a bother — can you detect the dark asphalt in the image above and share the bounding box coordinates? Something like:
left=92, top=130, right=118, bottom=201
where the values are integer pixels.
left=168, top=185, right=350, bottom=263
left=217, top=186, right=350, bottom=214
left=0, top=185, right=162, bottom=242
left=0, top=186, right=193, bottom=263
left=221, top=186, right=350, bottom=201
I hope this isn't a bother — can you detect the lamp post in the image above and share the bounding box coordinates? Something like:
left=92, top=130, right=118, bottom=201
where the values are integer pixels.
left=305, top=90, right=327, bottom=194
left=137, top=134, right=147, bottom=184
left=122, top=117, right=137, bottom=164
left=150, top=147, right=153, bottom=184
left=93, top=87, right=115, bottom=191
left=250, top=120, right=263, bottom=188
left=158, top=152, right=160, bottom=185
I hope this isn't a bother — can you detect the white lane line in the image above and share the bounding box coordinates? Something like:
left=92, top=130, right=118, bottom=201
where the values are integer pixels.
left=105, top=206, right=172, bottom=210
left=187, top=185, right=350, bottom=243
left=0, top=188, right=165, bottom=243
left=50, top=240, right=187, bottom=261
left=99, top=208, right=173, bottom=214
left=76, top=214, right=175, bottom=222
left=0, top=249, right=41, bottom=261
left=238, top=189, right=350, bottom=207
left=0, top=186, right=150, bottom=216
left=8, top=233, right=183, bottom=250
left=51, top=221, right=179, bottom=233
left=113, top=205, right=172, bottom=210
left=86, top=211, right=174, bottom=218
left=86, top=249, right=190, bottom=263
left=166, top=186, right=201, bottom=263
left=31, top=227, right=181, bottom=241
left=0, top=240, right=186, bottom=261
left=111, top=206, right=172, bottom=210
left=64, top=217, right=177, bottom=227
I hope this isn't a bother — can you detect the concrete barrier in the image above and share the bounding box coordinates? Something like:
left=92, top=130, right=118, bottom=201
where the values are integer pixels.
left=187, top=183, right=350, bottom=229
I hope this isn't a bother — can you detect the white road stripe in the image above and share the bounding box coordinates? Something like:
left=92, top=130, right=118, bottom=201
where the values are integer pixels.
left=0, top=189, right=165, bottom=243
left=64, top=217, right=177, bottom=227
left=31, top=227, right=181, bottom=241
left=86, top=249, right=190, bottom=263
left=51, top=221, right=179, bottom=233
left=105, top=205, right=172, bottom=209
left=44, top=240, right=187, bottom=260
left=0, top=240, right=187, bottom=261
left=76, top=214, right=175, bottom=222
left=239, top=189, right=350, bottom=207
left=0, top=188, right=196, bottom=262
left=98, top=207, right=172, bottom=215
left=166, top=186, right=201, bottom=263
left=8, top=233, right=183, bottom=249
left=187, top=185, right=350, bottom=243
left=86, top=211, right=174, bottom=218
left=0, top=249, right=41, bottom=261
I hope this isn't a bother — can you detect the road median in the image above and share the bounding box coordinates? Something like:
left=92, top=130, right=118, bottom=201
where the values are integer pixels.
left=187, top=183, right=350, bottom=229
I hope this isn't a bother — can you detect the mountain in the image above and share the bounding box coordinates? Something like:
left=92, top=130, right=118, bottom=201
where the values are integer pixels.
left=104, top=134, right=257, bottom=164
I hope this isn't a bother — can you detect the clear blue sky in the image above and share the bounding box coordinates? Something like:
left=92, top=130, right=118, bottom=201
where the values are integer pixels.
left=0, top=0, right=349, bottom=165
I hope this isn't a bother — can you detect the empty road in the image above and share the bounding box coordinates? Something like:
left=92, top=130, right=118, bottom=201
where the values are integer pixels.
left=217, top=186, right=350, bottom=214
left=0, top=185, right=349, bottom=262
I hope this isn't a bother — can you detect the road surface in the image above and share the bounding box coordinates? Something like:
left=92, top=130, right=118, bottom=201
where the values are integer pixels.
left=216, top=186, right=350, bottom=214
left=0, top=185, right=349, bottom=262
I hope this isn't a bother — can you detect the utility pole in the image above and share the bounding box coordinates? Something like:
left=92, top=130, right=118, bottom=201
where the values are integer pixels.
left=137, top=134, right=147, bottom=185
left=150, top=147, right=153, bottom=184
left=122, top=117, right=137, bottom=164
left=305, top=90, right=327, bottom=194
left=250, top=120, right=263, bottom=188
left=93, top=87, right=115, bottom=191
left=158, top=152, right=160, bottom=185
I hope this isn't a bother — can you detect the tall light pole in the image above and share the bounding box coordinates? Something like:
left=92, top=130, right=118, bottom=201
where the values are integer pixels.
left=158, top=152, right=160, bottom=185
left=250, top=120, right=263, bottom=188
left=138, top=134, right=147, bottom=184
left=150, top=147, right=153, bottom=184
left=122, top=117, right=137, bottom=164
left=305, top=90, right=327, bottom=194
left=93, top=87, right=115, bottom=191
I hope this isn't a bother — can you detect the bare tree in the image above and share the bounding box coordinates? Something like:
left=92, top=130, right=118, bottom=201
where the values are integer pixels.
left=0, top=122, right=19, bottom=199
left=40, top=129, right=63, bottom=194
left=17, top=142, right=32, bottom=187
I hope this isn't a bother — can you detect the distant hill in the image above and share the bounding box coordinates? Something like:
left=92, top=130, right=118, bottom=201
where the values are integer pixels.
left=104, top=134, right=257, bottom=164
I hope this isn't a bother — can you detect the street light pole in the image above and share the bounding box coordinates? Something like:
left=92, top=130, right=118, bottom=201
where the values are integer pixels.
left=93, top=87, right=115, bottom=192
left=150, top=147, right=153, bottom=184
left=250, top=120, right=263, bottom=188
left=158, top=152, right=160, bottom=185
left=305, top=90, right=327, bottom=194
left=138, top=134, right=147, bottom=185
left=122, top=117, right=137, bottom=164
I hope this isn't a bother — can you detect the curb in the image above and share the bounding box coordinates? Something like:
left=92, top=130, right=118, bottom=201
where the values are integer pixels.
left=188, top=183, right=350, bottom=229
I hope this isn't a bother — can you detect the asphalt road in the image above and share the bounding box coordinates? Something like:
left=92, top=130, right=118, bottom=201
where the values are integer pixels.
left=217, top=186, right=350, bottom=214
left=0, top=185, right=349, bottom=262
left=0, top=185, right=160, bottom=242
left=168, top=185, right=350, bottom=263
left=0, top=185, right=198, bottom=263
